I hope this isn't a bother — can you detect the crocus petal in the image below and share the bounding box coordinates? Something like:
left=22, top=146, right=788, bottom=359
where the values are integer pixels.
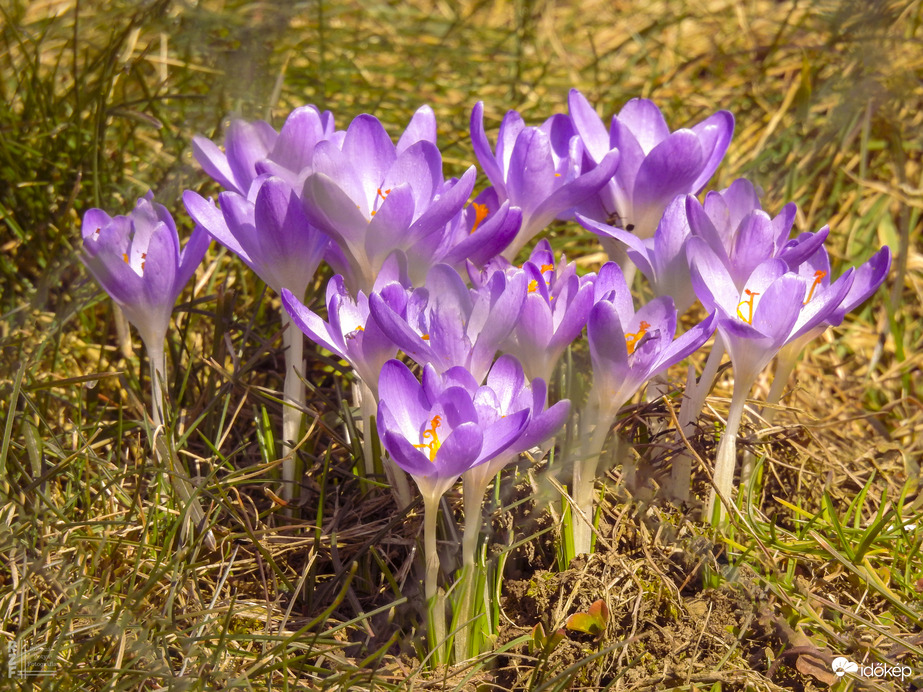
left=343, top=115, right=398, bottom=196
left=397, top=104, right=438, bottom=153
left=689, top=110, right=734, bottom=192
left=470, top=101, right=507, bottom=196
left=567, top=89, right=611, bottom=162
left=617, top=99, right=672, bottom=153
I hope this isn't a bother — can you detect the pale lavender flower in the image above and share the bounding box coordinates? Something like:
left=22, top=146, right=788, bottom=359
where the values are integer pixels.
left=280, top=254, right=410, bottom=396
left=588, top=262, right=716, bottom=422
left=578, top=195, right=695, bottom=312
left=685, top=178, right=827, bottom=290
left=370, top=264, right=527, bottom=383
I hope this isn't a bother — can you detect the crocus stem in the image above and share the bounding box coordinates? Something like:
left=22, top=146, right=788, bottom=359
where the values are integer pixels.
left=707, top=373, right=755, bottom=525
left=671, top=338, right=725, bottom=502
left=282, top=310, right=305, bottom=503
left=571, top=406, right=611, bottom=558
left=148, top=344, right=166, bottom=429
left=763, top=343, right=800, bottom=424
left=422, top=492, right=446, bottom=664
left=145, top=341, right=216, bottom=550
left=739, top=345, right=801, bottom=494
left=455, top=470, right=492, bottom=662
left=355, top=380, right=377, bottom=479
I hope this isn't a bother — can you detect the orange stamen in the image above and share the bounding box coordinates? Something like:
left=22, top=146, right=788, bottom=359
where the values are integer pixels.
left=624, top=321, right=650, bottom=355
left=413, top=415, right=442, bottom=461
left=540, top=263, right=554, bottom=273
left=122, top=253, right=129, bottom=264
left=140, top=252, right=146, bottom=272
left=345, top=325, right=365, bottom=340
left=528, top=279, right=539, bottom=293
left=377, top=187, right=391, bottom=201
left=803, top=270, right=827, bottom=305
left=736, top=289, right=760, bottom=324
left=470, top=203, right=489, bottom=234
left=421, top=334, right=430, bottom=341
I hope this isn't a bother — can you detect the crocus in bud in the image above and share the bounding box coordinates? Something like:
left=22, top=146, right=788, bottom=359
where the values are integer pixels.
left=185, top=175, right=331, bottom=497
left=82, top=192, right=209, bottom=422
left=184, top=175, right=329, bottom=302
left=82, top=192, right=212, bottom=547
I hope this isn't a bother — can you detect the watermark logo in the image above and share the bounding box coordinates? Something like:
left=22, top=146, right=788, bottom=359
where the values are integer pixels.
left=832, top=657, right=859, bottom=677
left=7, top=640, right=55, bottom=678
left=831, top=656, right=912, bottom=681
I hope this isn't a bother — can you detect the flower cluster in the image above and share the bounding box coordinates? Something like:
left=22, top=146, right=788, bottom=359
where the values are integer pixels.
left=80, top=89, right=890, bottom=663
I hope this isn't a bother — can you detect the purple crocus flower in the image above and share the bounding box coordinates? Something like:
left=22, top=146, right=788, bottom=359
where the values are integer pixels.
left=685, top=178, right=828, bottom=290
left=184, top=175, right=329, bottom=301
left=471, top=101, right=620, bottom=259
left=192, top=105, right=338, bottom=195
left=416, top=187, right=522, bottom=275
left=370, top=264, right=527, bottom=384
left=765, top=243, right=891, bottom=412
left=82, top=192, right=209, bottom=356
left=377, top=358, right=533, bottom=621
left=578, top=195, right=695, bottom=312
left=471, top=239, right=596, bottom=382
left=280, top=254, right=410, bottom=396
left=302, top=108, right=476, bottom=293
left=378, top=358, right=535, bottom=497
left=688, top=240, right=861, bottom=521
left=588, top=262, right=717, bottom=422
left=688, top=242, right=856, bottom=389
left=568, top=89, right=734, bottom=241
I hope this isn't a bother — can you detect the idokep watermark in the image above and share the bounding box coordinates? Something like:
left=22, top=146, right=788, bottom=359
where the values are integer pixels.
left=832, top=656, right=912, bottom=682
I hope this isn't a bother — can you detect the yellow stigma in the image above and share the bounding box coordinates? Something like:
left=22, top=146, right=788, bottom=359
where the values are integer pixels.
left=345, top=325, right=365, bottom=340
left=413, top=415, right=442, bottom=462
left=122, top=253, right=129, bottom=264
left=540, top=263, right=554, bottom=273
left=421, top=333, right=430, bottom=341
left=470, top=203, right=489, bottom=234
left=528, top=279, right=539, bottom=293
left=625, top=321, right=650, bottom=355
left=803, top=270, right=827, bottom=305
left=736, top=289, right=760, bottom=324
